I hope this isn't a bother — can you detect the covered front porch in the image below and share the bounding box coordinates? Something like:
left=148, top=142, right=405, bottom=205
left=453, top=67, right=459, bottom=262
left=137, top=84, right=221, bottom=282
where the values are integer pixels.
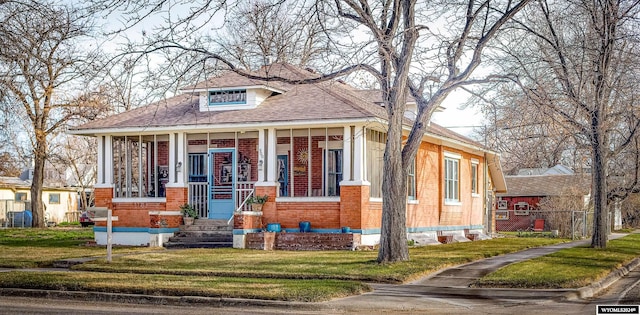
left=91, top=124, right=374, bottom=246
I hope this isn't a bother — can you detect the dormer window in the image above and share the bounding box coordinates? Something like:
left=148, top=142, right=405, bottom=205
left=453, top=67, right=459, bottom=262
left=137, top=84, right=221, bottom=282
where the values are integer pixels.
left=209, top=89, right=247, bottom=106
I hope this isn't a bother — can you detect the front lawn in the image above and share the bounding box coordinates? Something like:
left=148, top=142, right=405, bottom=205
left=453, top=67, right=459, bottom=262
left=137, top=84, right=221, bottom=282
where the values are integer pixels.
left=0, top=228, right=155, bottom=268
left=0, top=271, right=368, bottom=302
left=475, top=233, right=640, bottom=288
left=74, top=237, right=566, bottom=283
left=0, top=229, right=582, bottom=302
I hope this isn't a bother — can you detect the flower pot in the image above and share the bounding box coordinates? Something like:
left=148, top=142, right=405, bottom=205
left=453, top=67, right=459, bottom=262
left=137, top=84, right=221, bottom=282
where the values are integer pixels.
left=251, top=203, right=263, bottom=211
left=183, top=216, right=195, bottom=225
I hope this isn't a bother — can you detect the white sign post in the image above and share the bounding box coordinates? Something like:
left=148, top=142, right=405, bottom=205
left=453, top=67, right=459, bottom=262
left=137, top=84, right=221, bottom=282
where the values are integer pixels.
left=89, top=207, right=119, bottom=263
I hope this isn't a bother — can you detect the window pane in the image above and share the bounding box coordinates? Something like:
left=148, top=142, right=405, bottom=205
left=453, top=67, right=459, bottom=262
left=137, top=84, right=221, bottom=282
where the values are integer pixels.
left=444, top=157, right=460, bottom=202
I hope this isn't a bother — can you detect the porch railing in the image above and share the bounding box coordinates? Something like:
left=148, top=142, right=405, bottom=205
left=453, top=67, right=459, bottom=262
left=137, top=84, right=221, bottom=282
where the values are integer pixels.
left=188, top=181, right=256, bottom=219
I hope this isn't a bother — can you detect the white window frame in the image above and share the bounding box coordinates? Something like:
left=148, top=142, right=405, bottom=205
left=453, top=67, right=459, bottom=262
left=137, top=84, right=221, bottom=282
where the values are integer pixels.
left=471, top=159, right=479, bottom=197
left=208, top=89, right=247, bottom=106
left=444, top=152, right=461, bottom=205
left=407, top=158, right=416, bottom=201
left=514, top=202, right=530, bottom=215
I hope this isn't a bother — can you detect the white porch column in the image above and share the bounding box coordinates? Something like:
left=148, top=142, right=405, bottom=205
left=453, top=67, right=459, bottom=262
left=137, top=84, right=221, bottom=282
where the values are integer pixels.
left=103, top=135, right=113, bottom=186
left=353, top=126, right=365, bottom=182
left=342, top=126, right=352, bottom=181
left=175, top=132, right=186, bottom=185
left=258, top=129, right=266, bottom=182
left=266, top=128, right=277, bottom=182
left=169, top=132, right=177, bottom=184
left=96, top=136, right=104, bottom=185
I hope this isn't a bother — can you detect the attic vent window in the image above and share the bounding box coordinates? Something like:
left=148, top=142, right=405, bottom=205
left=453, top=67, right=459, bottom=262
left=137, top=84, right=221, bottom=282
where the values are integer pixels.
left=209, top=89, right=246, bottom=105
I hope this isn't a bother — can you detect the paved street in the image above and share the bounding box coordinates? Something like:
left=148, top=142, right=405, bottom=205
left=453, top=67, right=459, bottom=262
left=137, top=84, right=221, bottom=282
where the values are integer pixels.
left=0, top=234, right=638, bottom=314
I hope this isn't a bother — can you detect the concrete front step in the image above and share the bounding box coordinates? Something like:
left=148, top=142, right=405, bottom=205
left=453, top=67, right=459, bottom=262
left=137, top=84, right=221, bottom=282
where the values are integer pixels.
left=168, top=235, right=233, bottom=243
left=166, top=219, right=233, bottom=249
left=192, top=219, right=229, bottom=226
left=180, top=225, right=232, bottom=232
left=164, top=241, right=232, bottom=249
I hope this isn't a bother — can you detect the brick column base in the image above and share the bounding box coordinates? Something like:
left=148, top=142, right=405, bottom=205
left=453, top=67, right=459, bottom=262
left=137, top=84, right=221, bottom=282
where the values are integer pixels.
left=165, top=187, right=188, bottom=210
left=339, top=184, right=369, bottom=230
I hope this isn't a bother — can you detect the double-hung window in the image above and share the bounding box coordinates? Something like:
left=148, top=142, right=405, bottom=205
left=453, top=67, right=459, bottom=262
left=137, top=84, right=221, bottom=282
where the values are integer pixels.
left=407, top=158, right=416, bottom=200
left=444, top=153, right=460, bottom=203
left=471, top=159, right=479, bottom=195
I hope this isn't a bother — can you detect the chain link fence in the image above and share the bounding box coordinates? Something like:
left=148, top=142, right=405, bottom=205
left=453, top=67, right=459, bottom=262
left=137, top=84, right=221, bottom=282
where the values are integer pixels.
left=496, top=209, right=593, bottom=239
left=0, top=199, right=33, bottom=228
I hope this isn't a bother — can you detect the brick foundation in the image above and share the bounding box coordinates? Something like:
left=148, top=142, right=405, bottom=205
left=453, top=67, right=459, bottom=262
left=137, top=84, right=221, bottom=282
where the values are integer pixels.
left=150, top=213, right=182, bottom=228
left=245, top=232, right=360, bottom=250
left=234, top=211, right=263, bottom=229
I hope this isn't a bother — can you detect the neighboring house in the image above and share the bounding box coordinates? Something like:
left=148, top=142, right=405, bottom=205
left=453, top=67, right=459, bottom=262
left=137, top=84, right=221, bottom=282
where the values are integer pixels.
left=0, top=176, right=79, bottom=226
left=495, top=173, right=590, bottom=232
left=69, top=63, right=507, bottom=247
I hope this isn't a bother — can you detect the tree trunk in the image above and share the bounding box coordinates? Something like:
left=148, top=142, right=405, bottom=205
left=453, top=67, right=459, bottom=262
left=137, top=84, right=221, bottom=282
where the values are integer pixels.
left=31, top=138, right=47, bottom=228
left=377, top=104, right=410, bottom=263
left=591, top=132, right=608, bottom=248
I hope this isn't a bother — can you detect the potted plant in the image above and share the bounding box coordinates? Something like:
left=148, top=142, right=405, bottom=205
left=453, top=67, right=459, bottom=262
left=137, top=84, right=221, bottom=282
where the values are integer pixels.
left=180, top=203, right=198, bottom=225
left=247, top=194, right=268, bottom=211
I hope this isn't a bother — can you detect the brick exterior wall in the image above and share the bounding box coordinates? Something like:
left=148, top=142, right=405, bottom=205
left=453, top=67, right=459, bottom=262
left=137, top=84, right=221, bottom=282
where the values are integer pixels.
left=109, top=202, right=165, bottom=227
left=150, top=213, right=182, bottom=228
left=246, top=231, right=276, bottom=250
left=165, top=187, right=188, bottom=210
left=246, top=232, right=360, bottom=250
left=436, top=147, right=485, bottom=227
left=340, top=185, right=369, bottom=229
left=275, top=201, right=341, bottom=229
left=495, top=196, right=542, bottom=231
left=255, top=185, right=277, bottom=222
left=94, top=188, right=113, bottom=210
left=234, top=212, right=263, bottom=229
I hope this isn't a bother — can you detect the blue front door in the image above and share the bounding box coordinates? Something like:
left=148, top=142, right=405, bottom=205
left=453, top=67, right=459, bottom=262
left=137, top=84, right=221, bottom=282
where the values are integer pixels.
left=208, top=148, right=236, bottom=219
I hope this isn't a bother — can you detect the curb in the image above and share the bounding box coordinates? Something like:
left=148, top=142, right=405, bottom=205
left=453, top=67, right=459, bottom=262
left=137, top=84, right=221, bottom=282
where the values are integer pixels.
left=0, top=288, right=322, bottom=310
left=563, top=257, right=640, bottom=300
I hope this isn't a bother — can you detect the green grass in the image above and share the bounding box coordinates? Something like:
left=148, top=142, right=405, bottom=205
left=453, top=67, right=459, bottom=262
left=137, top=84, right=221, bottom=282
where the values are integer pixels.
left=0, top=271, right=369, bottom=302
left=0, top=228, right=155, bottom=268
left=74, top=238, right=566, bottom=283
left=0, top=228, right=585, bottom=301
left=475, top=233, right=640, bottom=288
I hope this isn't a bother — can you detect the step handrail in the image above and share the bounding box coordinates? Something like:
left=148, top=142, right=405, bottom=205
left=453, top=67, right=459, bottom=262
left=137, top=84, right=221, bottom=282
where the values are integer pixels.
left=227, top=190, right=254, bottom=225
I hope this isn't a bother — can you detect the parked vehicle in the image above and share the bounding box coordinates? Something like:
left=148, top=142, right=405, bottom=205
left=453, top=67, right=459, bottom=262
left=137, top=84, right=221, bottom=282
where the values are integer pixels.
left=79, top=211, right=94, bottom=227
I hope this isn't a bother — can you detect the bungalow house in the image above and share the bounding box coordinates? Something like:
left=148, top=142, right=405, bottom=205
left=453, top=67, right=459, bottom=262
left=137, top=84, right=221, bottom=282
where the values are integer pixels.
left=0, top=176, right=79, bottom=227
left=68, top=63, right=507, bottom=248
left=495, top=173, right=590, bottom=232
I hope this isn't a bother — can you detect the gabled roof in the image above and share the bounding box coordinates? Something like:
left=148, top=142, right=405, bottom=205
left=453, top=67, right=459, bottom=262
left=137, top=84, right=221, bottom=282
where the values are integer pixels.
left=516, top=164, right=574, bottom=176
left=0, top=176, right=31, bottom=189
left=497, top=174, right=590, bottom=197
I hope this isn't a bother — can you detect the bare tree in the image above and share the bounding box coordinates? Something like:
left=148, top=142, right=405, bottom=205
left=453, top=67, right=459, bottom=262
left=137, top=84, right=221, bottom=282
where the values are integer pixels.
left=485, top=0, right=640, bottom=247
left=0, top=0, right=97, bottom=227
left=477, top=87, right=588, bottom=174
left=217, top=0, right=330, bottom=70
left=97, top=0, right=532, bottom=262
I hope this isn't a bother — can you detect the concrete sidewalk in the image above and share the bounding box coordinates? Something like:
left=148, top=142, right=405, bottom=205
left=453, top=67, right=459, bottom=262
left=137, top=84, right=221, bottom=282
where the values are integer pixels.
left=321, top=233, right=636, bottom=313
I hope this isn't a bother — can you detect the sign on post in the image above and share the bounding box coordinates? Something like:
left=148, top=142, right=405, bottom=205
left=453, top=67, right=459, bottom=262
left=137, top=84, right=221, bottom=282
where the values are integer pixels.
left=88, top=207, right=118, bottom=263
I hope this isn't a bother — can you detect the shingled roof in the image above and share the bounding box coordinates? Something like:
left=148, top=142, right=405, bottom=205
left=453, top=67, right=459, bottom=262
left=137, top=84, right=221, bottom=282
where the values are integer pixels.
left=497, top=174, right=591, bottom=197
left=70, top=63, right=485, bottom=151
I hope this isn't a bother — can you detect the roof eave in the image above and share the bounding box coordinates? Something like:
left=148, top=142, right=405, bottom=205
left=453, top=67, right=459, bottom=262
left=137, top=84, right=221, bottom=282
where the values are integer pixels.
left=180, top=85, right=285, bottom=94
left=67, top=117, right=375, bottom=137
left=485, top=151, right=507, bottom=193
